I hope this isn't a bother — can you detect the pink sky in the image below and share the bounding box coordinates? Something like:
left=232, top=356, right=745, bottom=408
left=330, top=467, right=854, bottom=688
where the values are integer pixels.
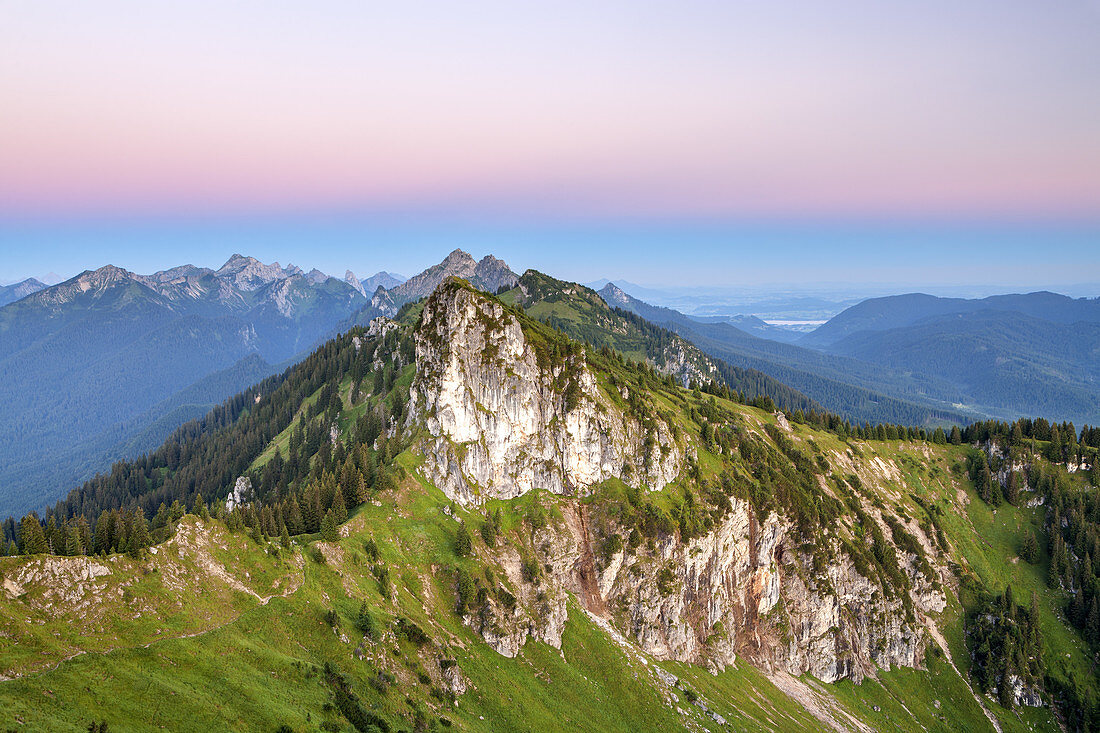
left=2, top=0, right=1099, bottom=220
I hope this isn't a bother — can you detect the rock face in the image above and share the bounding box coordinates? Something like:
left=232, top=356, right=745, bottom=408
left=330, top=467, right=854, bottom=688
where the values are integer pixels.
left=407, top=279, right=945, bottom=685
left=461, top=496, right=938, bottom=684
left=409, top=280, right=684, bottom=506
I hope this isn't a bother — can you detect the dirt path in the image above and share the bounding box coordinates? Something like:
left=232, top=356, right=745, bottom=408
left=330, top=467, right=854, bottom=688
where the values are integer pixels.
left=561, top=501, right=608, bottom=618
left=925, top=621, right=1003, bottom=733
left=766, top=671, right=874, bottom=733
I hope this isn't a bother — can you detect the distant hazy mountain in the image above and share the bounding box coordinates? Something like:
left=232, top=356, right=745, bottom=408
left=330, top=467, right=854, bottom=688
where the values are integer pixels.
left=687, top=313, right=804, bottom=343
left=0, top=278, right=47, bottom=307
left=805, top=293, right=1100, bottom=424
left=344, top=269, right=405, bottom=297
left=598, top=283, right=971, bottom=427
left=0, top=255, right=372, bottom=517
left=371, top=248, right=517, bottom=314
left=801, top=291, right=1100, bottom=348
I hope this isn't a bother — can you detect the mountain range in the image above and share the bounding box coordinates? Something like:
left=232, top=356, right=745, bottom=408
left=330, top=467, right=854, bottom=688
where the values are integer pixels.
left=800, top=292, right=1100, bottom=425
left=0, top=255, right=403, bottom=517
left=1, top=275, right=1095, bottom=731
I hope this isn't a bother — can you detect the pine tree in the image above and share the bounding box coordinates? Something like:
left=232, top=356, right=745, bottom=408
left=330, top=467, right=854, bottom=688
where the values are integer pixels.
left=998, top=650, right=1015, bottom=709
left=1005, top=471, right=1021, bottom=505
left=64, top=523, right=81, bottom=556
left=280, top=522, right=291, bottom=548
left=354, top=470, right=368, bottom=505
left=320, top=510, right=338, bottom=542
left=45, top=515, right=59, bottom=554
left=303, top=485, right=321, bottom=534
left=1021, top=532, right=1040, bottom=563
left=19, top=515, right=48, bottom=555
left=332, top=486, right=348, bottom=525
left=128, top=509, right=151, bottom=558
left=192, top=493, right=207, bottom=519
left=455, top=522, right=472, bottom=557
left=1087, top=597, right=1100, bottom=647
left=949, top=425, right=962, bottom=445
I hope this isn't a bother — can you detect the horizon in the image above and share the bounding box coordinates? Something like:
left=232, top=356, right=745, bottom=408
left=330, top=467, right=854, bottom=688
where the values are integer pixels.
left=3, top=240, right=1098, bottom=303
left=3, top=218, right=1099, bottom=294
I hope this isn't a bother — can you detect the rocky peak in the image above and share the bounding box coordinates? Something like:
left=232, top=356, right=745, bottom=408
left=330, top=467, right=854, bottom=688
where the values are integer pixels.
left=305, top=268, right=330, bottom=285
left=408, top=279, right=684, bottom=505
left=344, top=269, right=366, bottom=296
left=372, top=250, right=518, bottom=315
left=598, top=282, right=632, bottom=308
left=441, top=248, right=477, bottom=269
left=215, top=254, right=290, bottom=292
left=473, top=254, right=519, bottom=293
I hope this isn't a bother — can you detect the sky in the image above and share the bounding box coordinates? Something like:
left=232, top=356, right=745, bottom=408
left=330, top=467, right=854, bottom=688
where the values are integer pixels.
left=2, top=1, right=1099, bottom=287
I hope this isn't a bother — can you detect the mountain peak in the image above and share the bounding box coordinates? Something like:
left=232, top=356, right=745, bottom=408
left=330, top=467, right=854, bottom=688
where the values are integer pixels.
left=344, top=269, right=366, bottom=296
left=442, top=248, right=475, bottom=267
left=0, top=277, right=49, bottom=307
left=373, top=250, right=517, bottom=315
left=598, top=282, right=631, bottom=306
left=215, top=255, right=290, bottom=292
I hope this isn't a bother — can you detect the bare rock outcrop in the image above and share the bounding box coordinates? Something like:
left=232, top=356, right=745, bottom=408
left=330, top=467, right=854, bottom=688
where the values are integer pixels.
left=409, top=280, right=684, bottom=506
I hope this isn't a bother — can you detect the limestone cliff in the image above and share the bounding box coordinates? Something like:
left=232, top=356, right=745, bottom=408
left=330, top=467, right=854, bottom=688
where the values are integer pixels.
left=457, top=495, right=941, bottom=684
left=409, top=279, right=685, bottom=505
left=407, top=279, right=946, bottom=685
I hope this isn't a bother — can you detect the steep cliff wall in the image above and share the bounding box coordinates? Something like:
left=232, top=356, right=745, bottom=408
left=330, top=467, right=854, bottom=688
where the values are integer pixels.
left=408, top=279, right=946, bottom=685
left=409, top=280, right=685, bottom=506
left=457, top=494, right=942, bottom=684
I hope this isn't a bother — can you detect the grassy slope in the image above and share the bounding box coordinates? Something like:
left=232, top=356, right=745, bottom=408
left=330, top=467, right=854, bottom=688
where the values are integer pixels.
left=0, top=478, right=826, bottom=732
left=0, top=330, right=1089, bottom=731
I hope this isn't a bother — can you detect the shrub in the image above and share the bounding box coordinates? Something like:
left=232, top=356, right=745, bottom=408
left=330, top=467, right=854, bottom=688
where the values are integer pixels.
left=657, top=567, right=678, bottom=596
left=395, top=617, right=430, bottom=647
left=521, top=557, right=541, bottom=584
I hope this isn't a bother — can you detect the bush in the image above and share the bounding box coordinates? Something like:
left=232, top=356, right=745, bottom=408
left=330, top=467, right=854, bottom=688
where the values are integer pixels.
left=395, top=617, right=430, bottom=647
left=521, top=557, right=541, bottom=585
left=657, top=567, right=678, bottom=596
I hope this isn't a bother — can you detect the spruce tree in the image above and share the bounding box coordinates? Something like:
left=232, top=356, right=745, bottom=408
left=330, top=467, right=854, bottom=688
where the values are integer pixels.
left=455, top=523, right=472, bottom=557
left=320, top=509, right=339, bottom=542
left=19, top=515, right=48, bottom=555
left=64, top=524, right=81, bottom=556
left=332, top=486, right=348, bottom=525
left=129, top=510, right=151, bottom=558
left=1021, top=532, right=1039, bottom=563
